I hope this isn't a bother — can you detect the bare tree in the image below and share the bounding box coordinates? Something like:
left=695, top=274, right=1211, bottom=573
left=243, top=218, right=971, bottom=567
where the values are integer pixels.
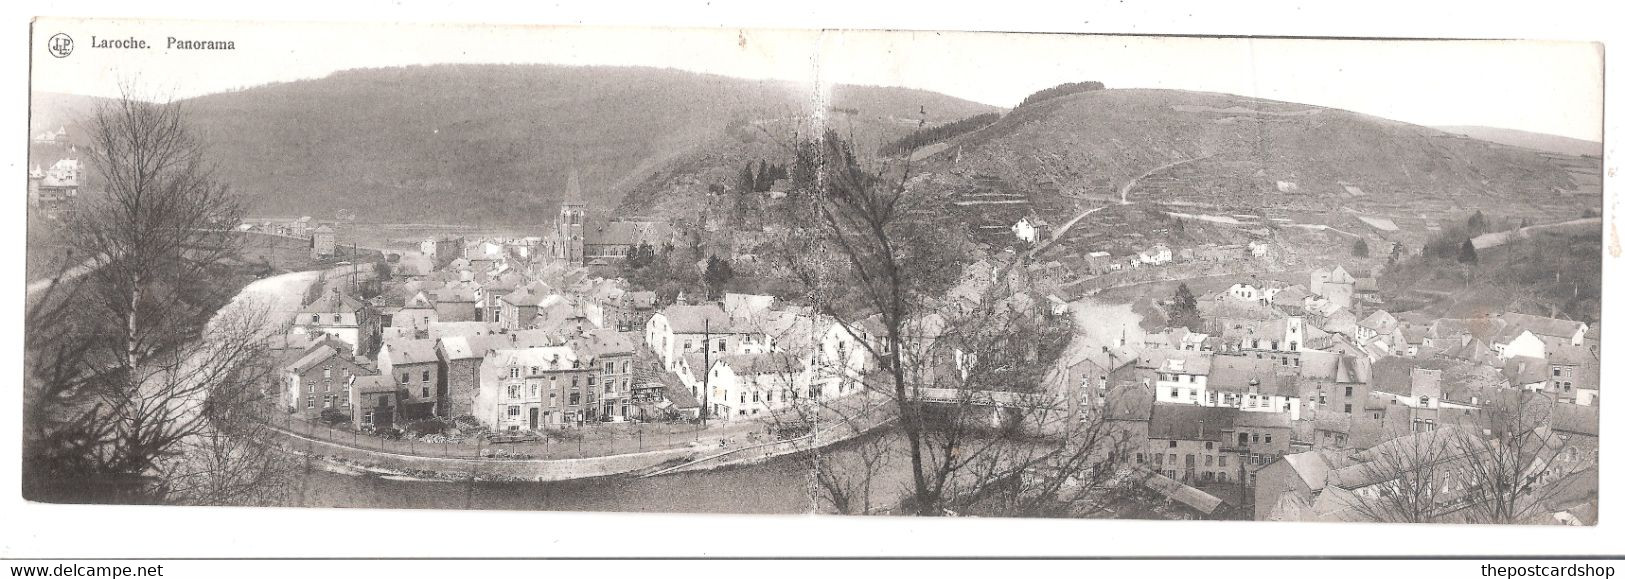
left=1450, top=393, right=1592, bottom=525
left=23, top=92, right=287, bottom=504
left=1338, top=394, right=1590, bottom=525
left=778, top=130, right=1130, bottom=516
left=1338, top=424, right=1462, bottom=523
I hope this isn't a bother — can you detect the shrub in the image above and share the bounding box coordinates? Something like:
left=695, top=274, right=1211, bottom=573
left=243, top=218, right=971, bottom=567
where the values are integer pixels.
left=319, top=408, right=351, bottom=427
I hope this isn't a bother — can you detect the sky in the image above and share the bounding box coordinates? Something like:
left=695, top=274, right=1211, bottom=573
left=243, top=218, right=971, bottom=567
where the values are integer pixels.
left=30, top=17, right=1605, bottom=142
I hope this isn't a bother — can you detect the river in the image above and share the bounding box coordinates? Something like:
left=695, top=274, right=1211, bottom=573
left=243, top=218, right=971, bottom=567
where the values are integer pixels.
left=287, top=457, right=818, bottom=514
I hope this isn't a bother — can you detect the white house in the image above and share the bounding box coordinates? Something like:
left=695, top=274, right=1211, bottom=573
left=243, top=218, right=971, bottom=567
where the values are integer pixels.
left=1248, top=241, right=1270, bottom=258
left=472, top=346, right=587, bottom=430
left=702, top=352, right=806, bottom=420
left=645, top=303, right=771, bottom=371
left=1136, top=244, right=1173, bottom=266
left=1499, top=330, right=1549, bottom=360
left=1153, top=352, right=1212, bottom=406
left=1012, top=217, right=1040, bottom=244
left=1223, top=282, right=1279, bottom=303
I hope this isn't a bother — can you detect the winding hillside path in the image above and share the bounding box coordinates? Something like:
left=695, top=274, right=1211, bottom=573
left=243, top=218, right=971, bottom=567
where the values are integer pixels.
left=1027, top=153, right=1216, bottom=259
left=1119, top=153, right=1216, bottom=204
left=1469, top=217, right=1602, bottom=251
left=25, top=255, right=105, bottom=298
left=1028, top=205, right=1111, bottom=258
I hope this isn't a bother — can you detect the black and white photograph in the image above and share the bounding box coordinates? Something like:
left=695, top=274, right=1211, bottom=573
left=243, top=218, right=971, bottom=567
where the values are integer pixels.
left=6, top=2, right=1621, bottom=569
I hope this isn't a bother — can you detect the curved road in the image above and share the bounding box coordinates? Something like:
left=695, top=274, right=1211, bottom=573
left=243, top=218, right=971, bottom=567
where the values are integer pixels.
left=1028, top=153, right=1216, bottom=259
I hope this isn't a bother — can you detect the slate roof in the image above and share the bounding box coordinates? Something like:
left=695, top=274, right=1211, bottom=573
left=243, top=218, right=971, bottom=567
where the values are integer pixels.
left=287, top=344, right=342, bottom=374
left=721, top=352, right=800, bottom=375
left=438, top=336, right=478, bottom=360
left=1430, top=317, right=1507, bottom=342
left=1550, top=403, right=1599, bottom=437
left=1137, top=469, right=1224, bottom=515
left=1157, top=351, right=1213, bottom=376
left=1441, top=337, right=1495, bottom=363
left=1358, top=310, right=1398, bottom=334
left=300, top=291, right=367, bottom=315
left=1503, top=356, right=1551, bottom=386
left=1547, top=343, right=1596, bottom=367
left=1147, top=403, right=1237, bottom=442
left=500, top=288, right=550, bottom=307
left=1279, top=451, right=1334, bottom=491
left=1206, top=354, right=1294, bottom=396
left=660, top=303, right=739, bottom=334
left=382, top=338, right=440, bottom=366
left=1298, top=350, right=1369, bottom=384
left=574, top=329, right=637, bottom=357
left=1497, top=312, right=1586, bottom=341
left=353, top=373, right=396, bottom=394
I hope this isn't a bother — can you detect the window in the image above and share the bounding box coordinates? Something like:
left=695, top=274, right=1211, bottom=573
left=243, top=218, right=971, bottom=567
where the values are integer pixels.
left=507, top=405, right=520, bottom=417
left=310, top=314, right=319, bottom=323
left=421, top=387, right=429, bottom=398
left=400, top=373, right=409, bottom=384
left=1420, top=396, right=1431, bottom=407
left=1168, top=440, right=1177, bottom=448
left=1136, top=453, right=1145, bottom=464
left=1218, top=455, right=1227, bottom=467
left=1238, top=433, right=1248, bottom=446
left=508, top=385, right=520, bottom=399
left=1344, top=403, right=1353, bottom=414
left=1204, top=455, right=1213, bottom=467
left=306, top=395, right=314, bottom=409
left=1264, top=434, right=1272, bottom=444
left=324, top=395, right=332, bottom=409
left=1345, top=386, right=1354, bottom=397
left=421, top=370, right=431, bottom=382
left=1205, top=441, right=1213, bottom=450
left=323, top=367, right=332, bottom=379
left=509, top=367, right=520, bottom=379
left=1251, top=433, right=1259, bottom=443
left=569, top=392, right=580, bottom=405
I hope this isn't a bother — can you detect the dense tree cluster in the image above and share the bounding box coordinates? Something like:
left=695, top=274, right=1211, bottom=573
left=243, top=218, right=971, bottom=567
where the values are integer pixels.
left=1166, top=282, right=1203, bottom=332
left=736, top=159, right=790, bottom=194
left=1015, top=81, right=1106, bottom=109
left=877, top=112, right=1001, bottom=156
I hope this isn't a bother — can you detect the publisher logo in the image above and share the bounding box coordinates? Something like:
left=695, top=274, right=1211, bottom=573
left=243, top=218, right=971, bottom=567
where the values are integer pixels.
left=48, top=33, right=74, bottom=58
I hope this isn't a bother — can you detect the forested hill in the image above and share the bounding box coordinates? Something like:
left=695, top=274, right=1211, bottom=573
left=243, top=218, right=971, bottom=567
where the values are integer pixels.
left=31, top=65, right=1000, bottom=225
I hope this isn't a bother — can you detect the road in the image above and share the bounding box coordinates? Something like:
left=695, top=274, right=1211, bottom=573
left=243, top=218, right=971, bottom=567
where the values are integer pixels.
left=1469, top=216, right=1602, bottom=251
left=1028, top=204, right=1112, bottom=258
left=1118, top=153, right=1215, bottom=204
left=1028, top=153, right=1215, bottom=259
left=24, top=255, right=104, bottom=298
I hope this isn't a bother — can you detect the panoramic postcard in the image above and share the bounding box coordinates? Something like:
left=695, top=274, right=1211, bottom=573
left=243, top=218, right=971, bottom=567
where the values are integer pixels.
left=24, top=18, right=1602, bottom=524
